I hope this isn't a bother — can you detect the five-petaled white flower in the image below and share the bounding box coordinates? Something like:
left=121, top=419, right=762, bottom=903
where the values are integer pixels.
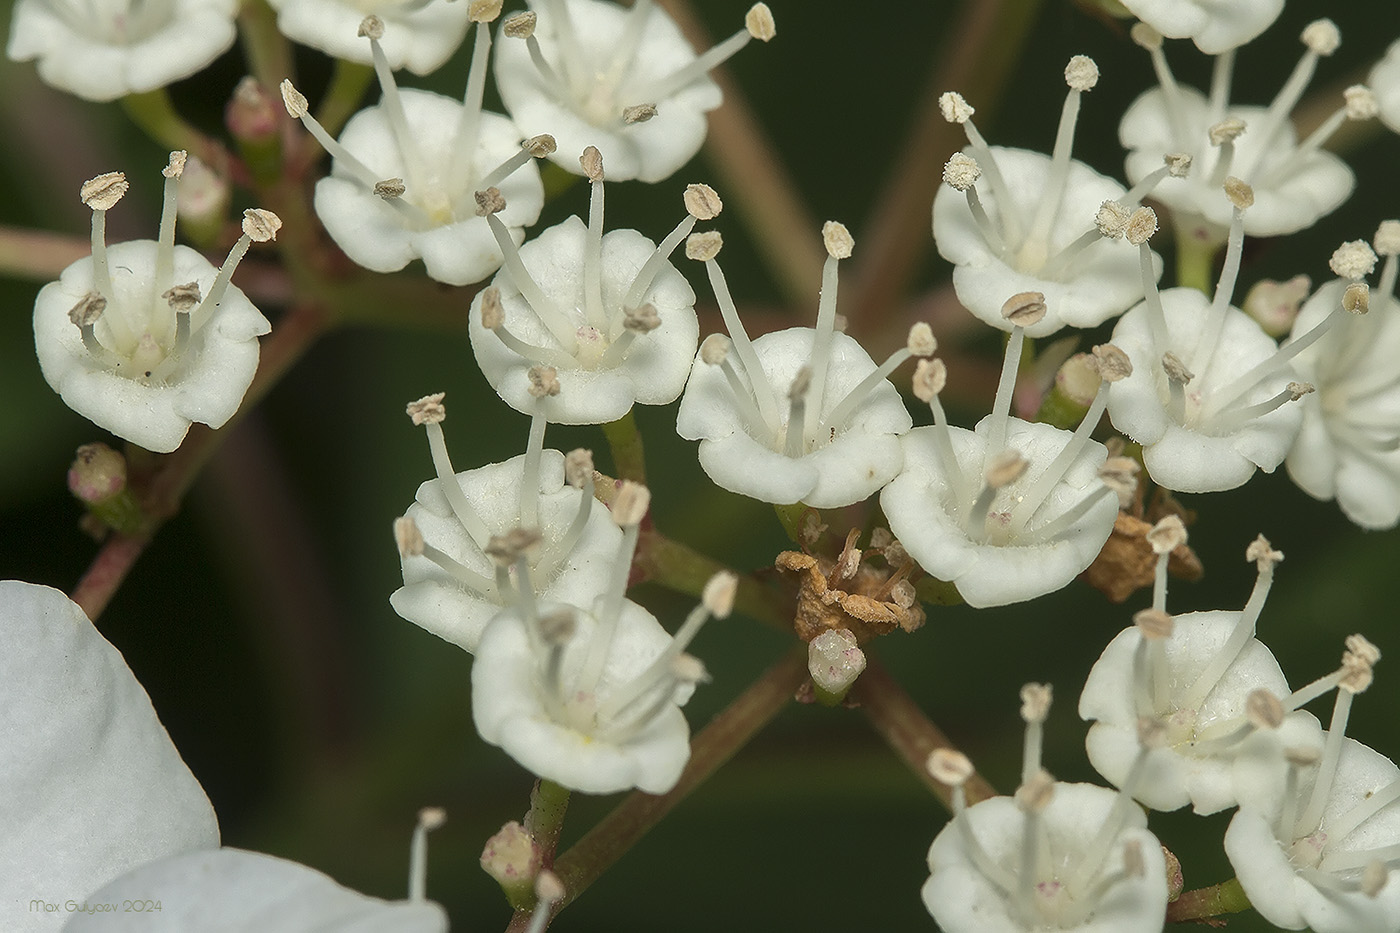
left=493, top=0, right=774, bottom=183
left=268, top=0, right=480, bottom=76
left=1117, top=0, right=1284, bottom=54
left=7, top=0, right=237, bottom=101
left=33, top=159, right=274, bottom=453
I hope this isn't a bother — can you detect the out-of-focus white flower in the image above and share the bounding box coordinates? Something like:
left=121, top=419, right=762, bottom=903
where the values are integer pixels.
left=0, top=581, right=219, bottom=931
left=283, top=13, right=545, bottom=286
left=6, top=0, right=237, bottom=101
left=882, top=298, right=1122, bottom=608
left=923, top=690, right=1168, bottom=933
left=1374, top=39, right=1400, bottom=133
left=1225, top=641, right=1400, bottom=933
left=1121, top=19, right=1366, bottom=241
left=1079, top=534, right=1322, bottom=814
left=1287, top=224, right=1400, bottom=530
left=1106, top=192, right=1311, bottom=493
left=468, top=154, right=702, bottom=423
left=473, top=483, right=733, bottom=794
left=33, top=159, right=274, bottom=453
left=268, top=0, right=477, bottom=75
left=392, top=396, right=620, bottom=653
left=677, top=223, right=918, bottom=508
left=493, top=0, right=775, bottom=183
left=933, top=58, right=1164, bottom=337
left=1118, top=0, right=1283, bottom=54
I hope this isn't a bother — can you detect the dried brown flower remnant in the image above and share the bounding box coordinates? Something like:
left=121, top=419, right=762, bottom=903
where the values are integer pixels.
left=777, top=535, right=925, bottom=642
left=1082, top=512, right=1203, bottom=603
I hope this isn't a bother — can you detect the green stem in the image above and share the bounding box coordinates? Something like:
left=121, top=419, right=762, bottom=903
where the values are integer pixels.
left=634, top=529, right=790, bottom=633
left=119, top=90, right=227, bottom=168
left=772, top=502, right=808, bottom=543
left=601, top=410, right=646, bottom=483
left=238, top=0, right=295, bottom=96
left=914, top=577, right=963, bottom=606
left=315, top=60, right=376, bottom=139
left=505, top=650, right=807, bottom=931
left=855, top=655, right=995, bottom=811
left=1164, top=877, right=1251, bottom=923
left=0, top=224, right=89, bottom=281
left=525, top=779, right=572, bottom=867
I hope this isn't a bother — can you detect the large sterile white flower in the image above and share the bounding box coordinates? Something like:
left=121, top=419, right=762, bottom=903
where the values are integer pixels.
left=0, top=581, right=219, bottom=932
left=1286, top=226, right=1400, bottom=530
left=1121, top=19, right=1364, bottom=240
left=1227, top=737, right=1400, bottom=933
left=7, top=0, right=237, bottom=102
left=882, top=301, right=1123, bottom=607
left=1374, top=39, right=1400, bottom=133
left=469, top=165, right=703, bottom=423
left=33, top=163, right=274, bottom=453
left=1117, top=0, right=1283, bottom=54
left=392, top=396, right=621, bottom=653
left=472, top=483, right=728, bottom=795
left=933, top=58, right=1161, bottom=337
left=67, top=849, right=448, bottom=932
left=1079, top=540, right=1322, bottom=814
left=494, top=0, right=774, bottom=183
left=284, top=13, right=545, bottom=287
left=268, top=0, right=475, bottom=75
left=1106, top=195, right=1310, bottom=493
left=677, top=223, right=919, bottom=508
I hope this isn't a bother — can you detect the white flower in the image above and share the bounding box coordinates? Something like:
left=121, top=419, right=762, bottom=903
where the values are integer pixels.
left=1106, top=196, right=1311, bottom=493
left=283, top=14, right=545, bottom=287
left=924, top=692, right=1168, bottom=933
left=1226, top=718, right=1400, bottom=930
left=0, top=581, right=219, bottom=931
left=472, top=483, right=731, bottom=794
left=7, top=0, right=237, bottom=101
left=467, top=159, right=702, bottom=423
left=932, top=59, right=1162, bottom=337
left=493, top=0, right=774, bottom=183
left=1117, top=0, right=1283, bottom=54
left=268, top=0, right=476, bottom=75
left=1374, top=39, right=1400, bottom=133
left=881, top=302, right=1122, bottom=608
left=33, top=161, right=273, bottom=453
left=677, top=223, right=917, bottom=508
left=66, top=848, right=449, bottom=932
left=1079, top=536, right=1323, bottom=814
left=1286, top=226, right=1400, bottom=530
left=1121, top=19, right=1363, bottom=241
left=392, top=397, right=621, bottom=653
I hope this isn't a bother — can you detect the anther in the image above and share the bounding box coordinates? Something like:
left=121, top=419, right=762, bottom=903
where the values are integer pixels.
left=927, top=748, right=974, bottom=786
left=1146, top=514, right=1187, bottom=554
left=406, top=392, right=447, bottom=425
left=1223, top=176, right=1254, bottom=210
left=744, top=3, right=776, bottom=41
left=1015, top=769, right=1056, bottom=813
left=1245, top=689, right=1285, bottom=730
left=938, top=91, right=974, bottom=124
left=279, top=79, right=309, bottom=119
left=943, top=153, right=980, bottom=191
left=580, top=146, right=604, bottom=182
left=685, top=231, right=723, bottom=261
left=611, top=480, right=651, bottom=526
left=1090, top=343, right=1132, bottom=381
left=1130, top=22, right=1163, bottom=50
left=524, top=135, right=556, bottom=157
left=375, top=178, right=406, bottom=199
left=503, top=11, right=535, bottom=38
left=684, top=183, right=723, bottom=220
left=1096, top=200, right=1131, bottom=238
left=564, top=448, right=594, bottom=488
left=68, top=292, right=106, bottom=327
left=1064, top=55, right=1099, bottom=91
left=81, top=172, right=128, bottom=210
left=1245, top=534, right=1283, bottom=570
left=700, top=333, right=730, bottom=365
left=1001, top=290, right=1046, bottom=327
left=912, top=358, right=947, bottom=401
left=358, top=14, right=384, bottom=39
left=467, top=0, right=502, bottom=22
left=1209, top=118, right=1247, bottom=145
left=702, top=571, right=738, bottom=617
left=622, top=103, right=658, bottom=124
left=1134, top=608, right=1174, bottom=640
left=1301, top=19, right=1341, bottom=56
left=1125, top=207, right=1157, bottom=245
left=907, top=323, right=936, bottom=357
left=985, top=449, right=1028, bottom=488
left=1164, top=153, right=1192, bottom=177
left=480, top=286, right=505, bottom=329
left=527, top=366, right=561, bottom=398
left=394, top=516, right=425, bottom=557
left=1330, top=240, right=1378, bottom=280
left=623, top=303, right=661, bottom=333
left=163, top=150, right=187, bottom=179
left=1162, top=351, right=1194, bottom=385
left=1374, top=221, right=1400, bottom=257
left=1344, top=85, right=1379, bottom=121
left=1343, top=285, right=1369, bottom=313
left=1020, top=683, right=1052, bottom=722
left=475, top=187, right=506, bottom=216
left=822, top=221, right=853, bottom=260
left=162, top=282, right=201, bottom=312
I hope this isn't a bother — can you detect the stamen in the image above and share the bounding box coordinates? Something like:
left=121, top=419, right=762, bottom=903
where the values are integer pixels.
left=912, top=358, right=970, bottom=511
left=802, top=221, right=853, bottom=447
left=1278, top=746, right=1320, bottom=843
left=1028, top=485, right=1117, bottom=542
left=987, top=292, right=1045, bottom=454
left=485, top=212, right=578, bottom=351
left=359, top=17, right=427, bottom=196
left=449, top=12, right=499, bottom=194
left=535, top=448, right=596, bottom=581
left=1187, top=178, right=1251, bottom=380
left=1120, top=153, right=1192, bottom=208
left=621, top=183, right=720, bottom=311
left=644, top=4, right=774, bottom=102
left=1009, top=343, right=1130, bottom=535
left=940, top=91, right=1023, bottom=245
left=1132, top=608, right=1174, bottom=714
left=154, top=150, right=185, bottom=300
left=598, top=0, right=654, bottom=97
left=1071, top=718, right=1165, bottom=891
left=511, top=13, right=570, bottom=100
left=1244, top=20, right=1340, bottom=178
left=1163, top=351, right=1193, bottom=425
left=969, top=450, right=1027, bottom=541
left=394, top=515, right=497, bottom=595
left=1039, top=200, right=1127, bottom=281
left=691, top=233, right=781, bottom=433
left=282, top=80, right=413, bottom=204
left=1298, top=657, right=1375, bottom=836
left=943, top=153, right=1004, bottom=255
left=81, top=172, right=127, bottom=340
left=1126, top=208, right=1169, bottom=351
left=576, top=482, right=649, bottom=695
left=540, top=0, right=586, bottom=90
left=1207, top=49, right=1236, bottom=128
left=1020, top=683, right=1052, bottom=783
left=190, top=209, right=280, bottom=332
left=1146, top=514, right=1186, bottom=613
left=519, top=410, right=549, bottom=530
left=406, top=394, right=492, bottom=548
left=478, top=134, right=557, bottom=190
left=1132, top=23, right=1188, bottom=142
left=1210, top=382, right=1312, bottom=434
left=1263, top=86, right=1377, bottom=187
left=575, top=147, right=610, bottom=332
left=1022, top=56, right=1098, bottom=268
left=928, top=750, right=1016, bottom=895
left=700, top=334, right=769, bottom=437
left=408, top=807, right=446, bottom=902
left=822, top=323, right=935, bottom=433
left=1206, top=118, right=1246, bottom=188
left=1014, top=770, right=1055, bottom=922
left=1321, top=779, right=1400, bottom=852
left=1180, top=535, right=1282, bottom=711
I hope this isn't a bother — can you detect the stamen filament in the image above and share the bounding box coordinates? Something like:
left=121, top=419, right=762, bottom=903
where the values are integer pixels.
left=1028, top=485, right=1115, bottom=543
left=541, top=0, right=586, bottom=88
left=478, top=146, right=535, bottom=191
left=1181, top=560, right=1275, bottom=711
left=449, top=23, right=493, bottom=193
left=646, top=28, right=750, bottom=102
left=420, top=540, right=497, bottom=595
left=1038, top=226, right=1101, bottom=280
left=961, top=122, right=1023, bottom=246
left=584, top=169, right=607, bottom=330
left=1207, top=50, right=1236, bottom=127
left=964, top=186, right=1006, bottom=256
left=1298, top=689, right=1356, bottom=835
left=1139, top=243, right=1170, bottom=352
left=706, top=257, right=782, bottom=431
left=624, top=215, right=695, bottom=310
left=803, top=252, right=842, bottom=446
left=1071, top=748, right=1149, bottom=891
left=1205, top=306, right=1343, bottom=419
left=597, top=329, right=638, bottom=368
left=822, top=347, right=912, bottom=434
left=987, top=327, right=1025, bottom=456
left=536, top=472, right=595, bottom=581
left=1008, top=381, right=1109, bottom=535
left=486, top=213, right=579, bottom=350
left=367, top=34, right=425, bottom=193
left=953, top=786, right=1018, bottom=895
left=1245, top=47, right=1319, bottom=178
left=1024, top=84, right=1084, bottom=258
left=423, top=421, right=491, bottom=547
left=525, top=34, right=570, bottom=99
left=189, top=233, right=251, bottom=332
left=1188, top=204, right=1246, bottom=380
left=1322, top=780, right=1400, bottom=848
left=1261, top=106, right=1345, bottom=186
left=154, top=157, right=180, bottom=301
left=490, top=321, right=579, bottom=369
left=926, top=394, right=970, bottom=511
left=598, top=0, right=652, bottom=97
left=598, top=603, right=711, bottom=720
left=1145, top=43, right=1188, bottom=142
left=519, top=412, right=548, bottom=531
left=576, top=516, right=641, bottom=696
left=1210, top=384, right=1307, bottom=434
left=1287, top=669, right=1345, bottom=711
left=1315, top=847, right=1400, bottom=874
left=715, top=355, right=770, bottom=437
